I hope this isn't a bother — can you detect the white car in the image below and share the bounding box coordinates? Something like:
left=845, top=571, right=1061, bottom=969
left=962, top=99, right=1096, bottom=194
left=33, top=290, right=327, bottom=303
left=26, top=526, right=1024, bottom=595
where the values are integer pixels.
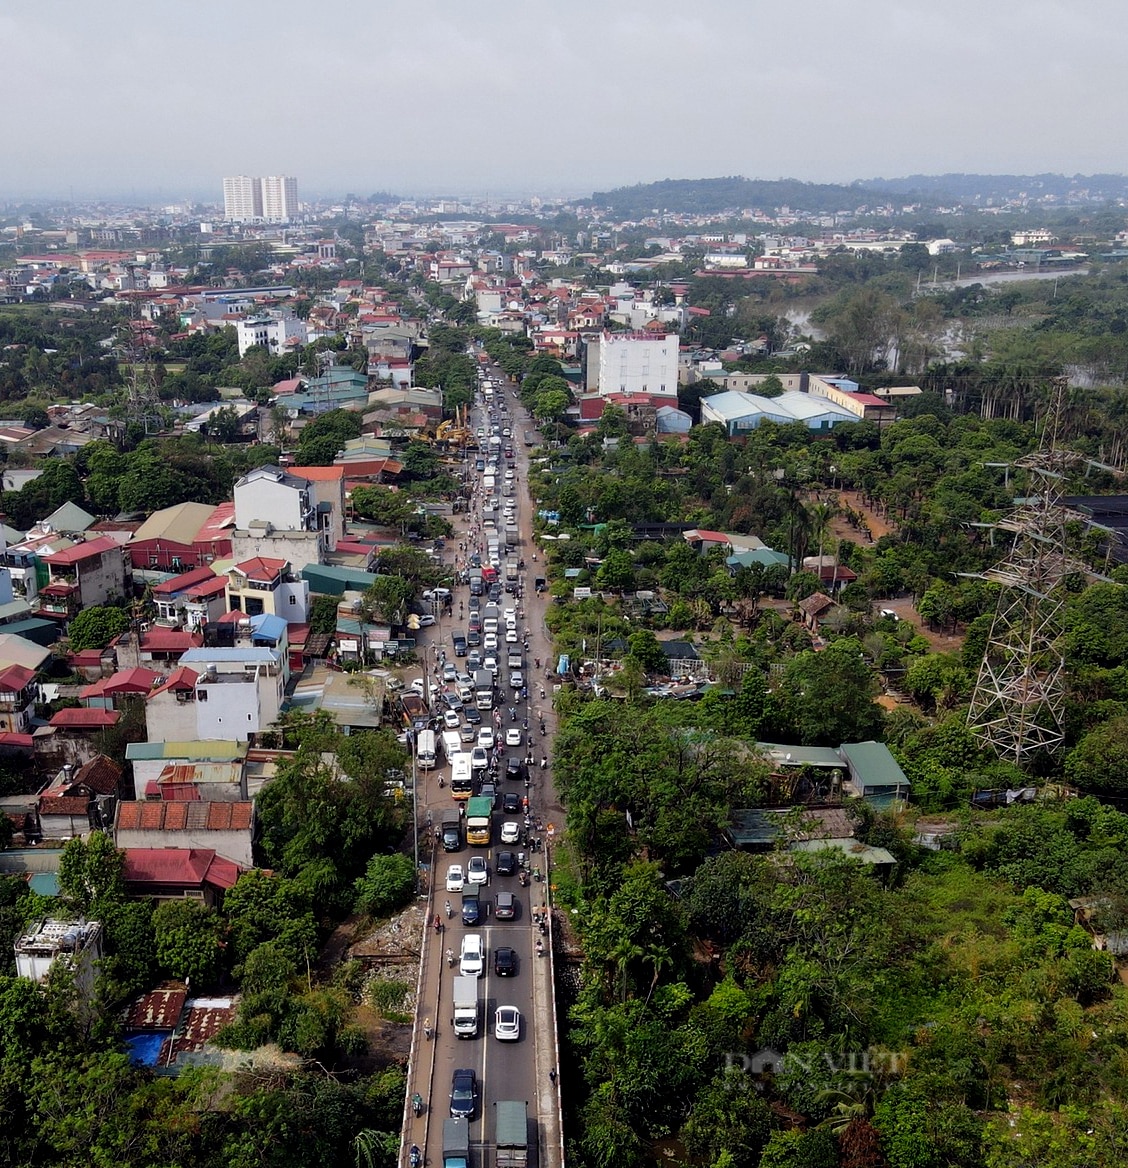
left=467, top=856, right=489, bottom=885
left=445, top=865, right=465, bottom=893
left=494, top=1005, right=520, bottom=1041
left=460, top=934, right=484, bottom=978
left=478, top=727, right=495, bottom=749
left=500, top=821, right=520, bottom=844
left=505, top=727, right=522, bottom=749
left=443, top=709, right=461, bottom=730
left=505, top=628, right=518, bottom=643
left=484, top=633, right=498, bottom=651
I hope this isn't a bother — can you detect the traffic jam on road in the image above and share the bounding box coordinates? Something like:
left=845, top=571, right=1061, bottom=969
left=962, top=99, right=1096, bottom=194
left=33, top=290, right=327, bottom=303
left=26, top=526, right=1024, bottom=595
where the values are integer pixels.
left=407, top=362, right=555, bottom=1168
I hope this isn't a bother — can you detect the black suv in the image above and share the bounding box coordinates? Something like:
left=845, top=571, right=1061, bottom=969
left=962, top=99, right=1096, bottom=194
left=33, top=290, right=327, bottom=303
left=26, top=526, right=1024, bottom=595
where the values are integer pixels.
left=495, top=850, right=517, bottom=876
left=502, top=791, right=520, bottom=814
left=505, top=758, right=527, bottom=783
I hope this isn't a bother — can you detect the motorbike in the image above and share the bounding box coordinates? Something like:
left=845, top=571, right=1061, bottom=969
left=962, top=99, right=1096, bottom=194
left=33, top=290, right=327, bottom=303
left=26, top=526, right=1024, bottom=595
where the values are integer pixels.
left=446, top=947, right=455, bottom=967
left=445, top=900, right=453, bottom=918
left=412, top=1093, right=424, bottom=1117
left=519, top=870, right=529, bottom=887
left=410, top=1145, right=422, bottom=1168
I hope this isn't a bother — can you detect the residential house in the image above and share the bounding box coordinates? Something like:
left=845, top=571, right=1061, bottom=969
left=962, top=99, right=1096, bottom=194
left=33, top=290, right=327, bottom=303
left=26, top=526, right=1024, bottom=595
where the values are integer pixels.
left=121, top=849, right=241, bottom=908
left=79, top=667, right=160, bottom=712
left=114, top=625, right=204, bottom=670
left=15, top=918, right=103, bottom=1001
left=288, top=466, right=346, bottom=551
left=225, top=558, right=310, bottom=624
left=797, top=591, right=836, bottom=632
left=39, top=537, right=127, bottom=622
left=127, top=501, right=234, bottom=574
left=139, top=759, right=245, bottom=803
left=0, top=664, right=38, bottom=734
left=179, top=645, right=287, bottom=737
left=231, top=465, right=333, bottom=570
left=114, top=800, right=255, bottom=868
left=44, top=706, right=120, bottom=767
left=143, top=668, right=200, bottom=743
left=801, top=555, right=858, bottom=593
left=151, top=566, right=228, bottom=630
left=837, top=740, right=910, bottom=807
left=35, top=756, right=123, bottom=838
left=125, top=739, right=248, bottom=793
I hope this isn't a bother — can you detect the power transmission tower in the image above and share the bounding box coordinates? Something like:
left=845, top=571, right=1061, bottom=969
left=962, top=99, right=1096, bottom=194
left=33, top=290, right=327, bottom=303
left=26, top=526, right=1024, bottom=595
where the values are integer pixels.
left=965, top=378, right=1080, bottom=768
left=115, top=302, right=163, bottom=437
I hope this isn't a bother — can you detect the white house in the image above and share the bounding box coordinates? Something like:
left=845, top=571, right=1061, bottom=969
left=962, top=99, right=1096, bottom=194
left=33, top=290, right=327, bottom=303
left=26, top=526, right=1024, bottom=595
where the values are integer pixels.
left=596, top=330, right=679, bottom=398
left=235, top=315, right=307, bottom=358
left=15, top=918, right=103, bottom=1002
left=234, top=465, right=334, bottom=548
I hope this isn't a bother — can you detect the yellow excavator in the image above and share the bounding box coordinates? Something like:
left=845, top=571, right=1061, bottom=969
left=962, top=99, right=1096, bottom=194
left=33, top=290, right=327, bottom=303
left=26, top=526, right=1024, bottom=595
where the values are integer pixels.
left=434, top=403, right=473, bottom=448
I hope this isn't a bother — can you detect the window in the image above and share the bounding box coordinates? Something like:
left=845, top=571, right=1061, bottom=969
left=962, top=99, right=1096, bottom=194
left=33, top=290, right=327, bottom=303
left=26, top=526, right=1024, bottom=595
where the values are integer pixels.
left=288, top=595, right=296, bottom=606
left=197, top=689, right=208, bottom=701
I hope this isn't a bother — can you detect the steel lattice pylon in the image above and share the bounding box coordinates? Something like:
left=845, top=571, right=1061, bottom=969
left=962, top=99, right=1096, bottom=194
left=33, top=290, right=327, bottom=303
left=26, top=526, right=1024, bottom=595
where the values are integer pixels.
left=966, top=379, right=1078, bottom=768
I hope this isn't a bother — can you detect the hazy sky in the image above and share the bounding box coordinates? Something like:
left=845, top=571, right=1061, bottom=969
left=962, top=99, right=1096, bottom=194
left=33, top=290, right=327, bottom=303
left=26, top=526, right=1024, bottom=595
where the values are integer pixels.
left=4, top=0, right=1128, bottom=202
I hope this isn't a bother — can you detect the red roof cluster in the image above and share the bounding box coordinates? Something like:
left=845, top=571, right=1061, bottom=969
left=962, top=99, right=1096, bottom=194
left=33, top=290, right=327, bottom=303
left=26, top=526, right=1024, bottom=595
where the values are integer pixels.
left=116, top=800, right=253, bottom=833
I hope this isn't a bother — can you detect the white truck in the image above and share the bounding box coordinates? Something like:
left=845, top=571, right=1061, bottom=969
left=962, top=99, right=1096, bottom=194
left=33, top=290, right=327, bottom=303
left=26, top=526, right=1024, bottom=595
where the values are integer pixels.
left=452, top=974, right=479, bottom=1038
left=442, top=729, right=463, bottom=763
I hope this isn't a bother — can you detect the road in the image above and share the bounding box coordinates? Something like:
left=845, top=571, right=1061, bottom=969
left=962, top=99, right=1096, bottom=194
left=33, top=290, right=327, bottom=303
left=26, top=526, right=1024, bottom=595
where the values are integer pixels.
left=403, top=361, right=564, bottom=1168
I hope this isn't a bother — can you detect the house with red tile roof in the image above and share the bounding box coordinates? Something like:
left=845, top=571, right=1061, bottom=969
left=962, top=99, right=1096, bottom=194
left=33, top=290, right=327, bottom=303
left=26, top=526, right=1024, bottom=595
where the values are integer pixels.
left=39, top=537, right=127, bottom=622
left=151, top=566, right=228, bottom=630
left=113, top=626, right=204, bottom=671
left=225, top=557, right=309, bottom=624
left=127, top=501, right=235, bottom=573
left=0, top=663, right=38, bottom=734
left=42, top=707, right=121, bottom=768
left=114, top=800, right=255, bottom=867
left=34, top=753, right=122, bottom=837
left=80, top=667, right=160, bottom=711
left=122, top=849, right=242, bottom=908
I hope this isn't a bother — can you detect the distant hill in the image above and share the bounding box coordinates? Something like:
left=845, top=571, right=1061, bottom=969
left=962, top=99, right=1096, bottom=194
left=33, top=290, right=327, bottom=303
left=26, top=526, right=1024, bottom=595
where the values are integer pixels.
left=589, top=173, right=1128, bottom=217
left=588, top=176, right=876, bottom=218
left=858, top=173, right=1128, bottom=204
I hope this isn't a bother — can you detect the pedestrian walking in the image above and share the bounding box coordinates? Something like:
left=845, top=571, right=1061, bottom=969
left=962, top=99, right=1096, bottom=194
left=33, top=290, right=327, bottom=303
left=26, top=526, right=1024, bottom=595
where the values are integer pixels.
left=549, top=1068, right=557, bottom=1085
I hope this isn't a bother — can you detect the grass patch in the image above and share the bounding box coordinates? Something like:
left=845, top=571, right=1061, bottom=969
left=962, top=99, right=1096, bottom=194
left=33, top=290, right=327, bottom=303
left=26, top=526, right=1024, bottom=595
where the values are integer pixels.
left=367, top=977, right=411, bottom=1018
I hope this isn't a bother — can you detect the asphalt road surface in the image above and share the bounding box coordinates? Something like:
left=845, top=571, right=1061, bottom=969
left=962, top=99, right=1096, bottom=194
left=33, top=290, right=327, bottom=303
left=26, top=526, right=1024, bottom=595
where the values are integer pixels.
left=404, top=361, right=564, bottom=1168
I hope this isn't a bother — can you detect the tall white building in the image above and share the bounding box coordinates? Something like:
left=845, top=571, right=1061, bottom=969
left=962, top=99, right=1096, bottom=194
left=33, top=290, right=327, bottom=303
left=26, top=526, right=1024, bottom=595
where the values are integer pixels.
left=222, top=175, right=262, bottom=221
left=222, top=175, right=298, bottom=221
left=260, top=175, right=299, bottom=221
left=596, top=330, right=679, bottom=397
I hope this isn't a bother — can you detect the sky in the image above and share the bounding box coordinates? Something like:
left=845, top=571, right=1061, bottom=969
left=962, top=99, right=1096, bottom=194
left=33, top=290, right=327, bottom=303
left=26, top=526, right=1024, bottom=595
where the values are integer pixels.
left=4, top=0, right=1128, bottom=203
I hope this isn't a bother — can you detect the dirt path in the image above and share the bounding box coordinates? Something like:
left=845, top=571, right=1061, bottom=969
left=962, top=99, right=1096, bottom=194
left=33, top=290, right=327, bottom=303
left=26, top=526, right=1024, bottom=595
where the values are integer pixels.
left=827, top=490, right=898, bottom=543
